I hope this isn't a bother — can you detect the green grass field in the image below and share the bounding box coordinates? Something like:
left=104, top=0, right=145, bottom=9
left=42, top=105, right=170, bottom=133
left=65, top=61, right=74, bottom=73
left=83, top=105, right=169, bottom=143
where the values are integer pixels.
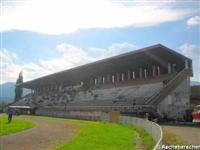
left=0, top=114, right=35, bottom=135
left=56, top=122, right=135, bottom=150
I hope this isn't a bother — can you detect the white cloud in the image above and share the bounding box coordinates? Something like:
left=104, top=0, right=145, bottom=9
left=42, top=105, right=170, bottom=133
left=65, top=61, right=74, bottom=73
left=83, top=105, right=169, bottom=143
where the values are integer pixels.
left=39, top=43, right=94, bottom=72
left=1, top=42, right=136, bottom=83
left=0, top=48, right=18, bottom=64
left=0, top=0, right=195, bottom=34
left=180, top=43, right=200, bottom=58
left=0, top=49, right=20, bottom=83
left=89, top=42, right=137, bottom=59
left=180, top=43, right=200, bottom=81
left=187, top=16, right=200, bottom=26
left=0, top=48, right=51, bottom=83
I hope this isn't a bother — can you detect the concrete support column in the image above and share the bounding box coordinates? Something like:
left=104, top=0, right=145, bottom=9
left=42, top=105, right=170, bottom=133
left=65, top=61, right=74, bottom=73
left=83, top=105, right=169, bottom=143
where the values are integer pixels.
left=94, top=78, right=97, bottom=85
left=144, top=69, right=147, bottom=78
left=128, top=70, right=131, bottom=80
left=157, top=66, right=160, bottom=76
left=132, top=71, right=135, bottom=79
left=139, top=68, right=143, bottom=78
left=168, top=62, right=171, bottom=74
left=116, top=73, right=120, bottom=82
left=112, top=75, right=115, bottom=83
left=152, top=65, right=156, bottom=77
left=102, top=76, right=105, bottom=84
left=121, top=73, right=124, bottom=81
left=172, top=63, right=176, bottom=73
left=185, top=59, right=189, bottom=69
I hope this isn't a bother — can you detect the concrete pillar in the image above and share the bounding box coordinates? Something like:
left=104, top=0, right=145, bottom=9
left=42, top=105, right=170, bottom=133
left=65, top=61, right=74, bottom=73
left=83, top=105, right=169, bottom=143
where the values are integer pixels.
left=132, top=71, right=135, bottom=79
left=112, top=75, right=115, bottom=83
left=139, top=68, right=143, bottom=78
left=144, top=69, right=147, bottom=78
left=117, top=73, right=120, bottom=82
left=185, top=59, right=189, bottom=69
left=128, top=70, right=131, bottom=80
left=121, top=73, right=124, bottom=81
left=157, top=66, right=160, bottom=76
left=102, top=76, right=105, bottom=84
left=172, top=63, right=176, bottom=73
left=168, top=62, right=171, bottom=74
left=94, top=78, right=97, bottom=85
left=152, top=65, right=156, bottom=77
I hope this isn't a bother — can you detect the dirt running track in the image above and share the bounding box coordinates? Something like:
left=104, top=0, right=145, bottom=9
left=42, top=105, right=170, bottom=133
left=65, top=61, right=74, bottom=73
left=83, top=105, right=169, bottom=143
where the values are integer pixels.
left=163, top=125, right=200, bottom=145
left=0, top=116, right=77, bottom=150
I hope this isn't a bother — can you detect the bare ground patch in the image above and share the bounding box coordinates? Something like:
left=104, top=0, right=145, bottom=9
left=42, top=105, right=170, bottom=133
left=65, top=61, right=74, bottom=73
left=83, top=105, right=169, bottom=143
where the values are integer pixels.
left=162, top=125, right=200, bottom=145
left=0, top=116, right=77, bottom=150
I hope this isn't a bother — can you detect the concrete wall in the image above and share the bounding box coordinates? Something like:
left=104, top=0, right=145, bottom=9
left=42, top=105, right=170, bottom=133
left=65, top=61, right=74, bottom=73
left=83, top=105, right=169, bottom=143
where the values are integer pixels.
left=35, top=110, right=102, bottom=120
left=158, top=77, right=191, bottom=120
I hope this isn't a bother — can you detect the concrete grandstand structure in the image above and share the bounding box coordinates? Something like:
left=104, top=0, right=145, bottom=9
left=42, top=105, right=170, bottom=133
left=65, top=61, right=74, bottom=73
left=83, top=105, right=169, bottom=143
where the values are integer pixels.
left=11, top=44, right=193, bottom=120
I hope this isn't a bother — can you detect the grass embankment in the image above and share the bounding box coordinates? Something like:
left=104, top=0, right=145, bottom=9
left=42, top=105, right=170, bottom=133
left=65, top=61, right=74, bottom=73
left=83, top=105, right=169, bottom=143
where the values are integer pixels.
left=0, top=114, right=35, bottom=136
left=56, top=122, right=135, bottom=150
left=162, top=126, right=183, bottom=145
left=133, top=126, right=155, bottom=150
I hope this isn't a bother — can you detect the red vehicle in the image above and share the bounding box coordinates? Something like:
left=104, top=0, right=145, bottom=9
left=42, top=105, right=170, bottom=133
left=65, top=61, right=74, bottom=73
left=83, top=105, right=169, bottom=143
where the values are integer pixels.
left=192, top=105, right=200, bottom=123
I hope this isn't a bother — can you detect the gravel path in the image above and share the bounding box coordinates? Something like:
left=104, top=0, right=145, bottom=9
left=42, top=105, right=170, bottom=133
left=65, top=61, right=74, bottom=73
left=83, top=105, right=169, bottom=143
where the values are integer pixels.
left=0, top=116, right=77, bottom=150
left=162, top=125, right=200, bottom=145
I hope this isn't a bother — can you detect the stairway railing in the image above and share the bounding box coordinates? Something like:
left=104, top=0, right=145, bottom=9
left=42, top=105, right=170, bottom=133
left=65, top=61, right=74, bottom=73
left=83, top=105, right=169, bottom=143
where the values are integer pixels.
left=145, top=68, right=192, bottom=105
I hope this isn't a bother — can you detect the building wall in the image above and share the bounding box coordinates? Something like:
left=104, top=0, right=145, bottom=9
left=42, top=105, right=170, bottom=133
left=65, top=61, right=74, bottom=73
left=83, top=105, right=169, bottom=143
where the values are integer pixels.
left=158, top=77, right=191, bottom=120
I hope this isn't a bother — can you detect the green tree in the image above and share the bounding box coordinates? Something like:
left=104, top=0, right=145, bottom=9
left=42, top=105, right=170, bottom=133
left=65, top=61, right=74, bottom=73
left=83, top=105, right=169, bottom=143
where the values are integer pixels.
left=14, top=71, right=23, bottom=102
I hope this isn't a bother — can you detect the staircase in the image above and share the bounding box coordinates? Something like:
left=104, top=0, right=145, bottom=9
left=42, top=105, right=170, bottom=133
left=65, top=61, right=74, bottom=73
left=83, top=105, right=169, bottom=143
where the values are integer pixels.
left=145, top=68, right=192, bottom=106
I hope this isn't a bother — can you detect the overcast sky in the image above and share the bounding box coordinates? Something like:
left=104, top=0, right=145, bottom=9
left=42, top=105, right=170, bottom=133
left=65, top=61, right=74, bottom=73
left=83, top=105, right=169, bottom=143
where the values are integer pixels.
left=0, top=0, right=200, bottom=83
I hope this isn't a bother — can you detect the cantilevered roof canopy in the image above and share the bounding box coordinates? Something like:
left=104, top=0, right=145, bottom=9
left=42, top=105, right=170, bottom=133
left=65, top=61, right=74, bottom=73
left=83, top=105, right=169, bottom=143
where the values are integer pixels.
left=19, top=44, right=192, bottom=89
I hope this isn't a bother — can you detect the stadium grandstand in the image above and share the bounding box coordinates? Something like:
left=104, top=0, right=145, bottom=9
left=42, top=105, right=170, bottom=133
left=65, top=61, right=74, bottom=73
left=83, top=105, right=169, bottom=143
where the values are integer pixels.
left=10, top=44, right=193, bottom=120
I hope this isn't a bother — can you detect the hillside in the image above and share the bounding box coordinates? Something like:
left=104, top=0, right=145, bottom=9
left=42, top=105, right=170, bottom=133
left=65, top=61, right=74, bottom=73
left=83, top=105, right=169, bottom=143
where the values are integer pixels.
left=191, top=81, right=200, bottom=86
left=0, top=82, right=15, bottom=102
left=0, top=82, right=30, bottom=102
